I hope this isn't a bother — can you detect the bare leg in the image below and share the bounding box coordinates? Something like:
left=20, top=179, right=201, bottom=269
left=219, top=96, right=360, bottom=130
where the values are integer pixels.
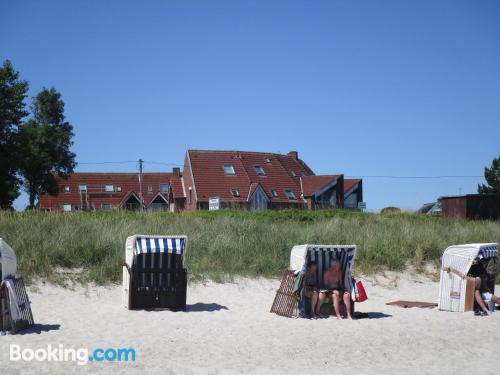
left=316, top=292, right=326, bottom=315
left=491, top=295, right=500, bottom=306
left=475, top=290, right=490, bottom=315
left=343, top=292, right=353, bottom=320
left=332, top=290, right=341, bottom=320
left=310, top=291, right=318, bottom=318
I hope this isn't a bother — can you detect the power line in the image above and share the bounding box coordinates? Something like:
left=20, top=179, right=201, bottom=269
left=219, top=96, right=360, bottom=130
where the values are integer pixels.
left=77, top=161, right=137, bottom=165
left=345, top=175, right=483, bottom=179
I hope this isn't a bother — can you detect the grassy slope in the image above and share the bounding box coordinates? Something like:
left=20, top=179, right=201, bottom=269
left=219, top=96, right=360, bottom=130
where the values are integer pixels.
left=0, top=209, right=499, bottom=285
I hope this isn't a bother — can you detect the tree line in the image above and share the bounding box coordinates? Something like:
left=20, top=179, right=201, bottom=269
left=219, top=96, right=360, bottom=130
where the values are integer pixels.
left=0, top=60, right=76, bottom=210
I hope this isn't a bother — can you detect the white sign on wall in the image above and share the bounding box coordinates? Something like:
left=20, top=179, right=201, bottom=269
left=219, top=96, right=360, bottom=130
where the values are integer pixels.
left=358, top=202, right=367, bottom=210
left=209, top=197, right=220, bottom=211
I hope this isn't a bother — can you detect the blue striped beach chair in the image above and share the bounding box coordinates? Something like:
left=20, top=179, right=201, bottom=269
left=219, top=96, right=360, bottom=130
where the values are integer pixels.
left=123, top=235, right=188, bottom=310
left=271, top=244, right=357, bottom=318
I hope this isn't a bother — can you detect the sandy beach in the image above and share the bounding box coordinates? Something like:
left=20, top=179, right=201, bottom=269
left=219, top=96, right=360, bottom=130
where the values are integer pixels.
left=0, top=272, right=499, bottom=375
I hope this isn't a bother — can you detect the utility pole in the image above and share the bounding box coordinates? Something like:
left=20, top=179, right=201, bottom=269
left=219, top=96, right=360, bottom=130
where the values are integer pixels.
left=139, top=159, right=144, bottom=212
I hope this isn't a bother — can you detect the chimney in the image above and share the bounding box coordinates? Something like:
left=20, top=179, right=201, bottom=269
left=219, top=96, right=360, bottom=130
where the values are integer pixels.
left=172, top=167, right=181, bottom=177
left=287, top=151, right=298, bottom=161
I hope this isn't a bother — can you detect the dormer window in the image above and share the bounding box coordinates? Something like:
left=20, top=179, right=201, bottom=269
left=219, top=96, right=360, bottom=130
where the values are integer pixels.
left=290, top=170, right=297, bottom=177
left=63, top=185, right=70, bottom=193
left=147, top=184, right=153, bottom=192
left=104, top=184, right=114, bottom=192
left=230, top=188, right=240, bottom=197
left=223, top=164, right=236, bottom=175
left=284, top=189, right=297, bottom=200
left=254, top=165, right=266, bottom=176
left=159, top=183, right=169, bottom=193
left=264, top=158, right=271, bottom=163
left=270, top=189, right=278, bottom=197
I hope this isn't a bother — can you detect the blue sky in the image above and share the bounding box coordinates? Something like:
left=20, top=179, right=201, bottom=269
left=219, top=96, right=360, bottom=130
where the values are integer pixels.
left=1, top=0, right=499, bottom=211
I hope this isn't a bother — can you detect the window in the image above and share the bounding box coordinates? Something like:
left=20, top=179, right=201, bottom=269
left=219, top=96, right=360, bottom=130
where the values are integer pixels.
left=230, top=188, right=240, bottom=197
left=101, top=203, right=112, bottom=211
left=264, top=158, right=271, bottom=163
left=159, top=183, right=169, bottom=193
left=284, top=189, right=296, bottom=200
left=254, top=165, right=266, bottom=176
left=62, top=203, right=72, bottom=212
left=104, top=184, right=114, bottom=192
left=223, top=164, right=236, bottom=175
left=147, top=184, right=153, bottom=192
left=270, top=189, right=278, bottom=197
left=116, top=185, right=122, bottom=192
left=63, top=185, right=70, bottom=193
left=290, top=170, right=296, bottom=177
left=78, top=184, right=87, bottom=192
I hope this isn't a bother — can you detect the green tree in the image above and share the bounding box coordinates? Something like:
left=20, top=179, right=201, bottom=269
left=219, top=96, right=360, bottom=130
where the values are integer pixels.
left=478, top=156, right=500, bottom=194
left=0, top=60, right=29, bottom=209
left=18, top=88, right=76, bottom=209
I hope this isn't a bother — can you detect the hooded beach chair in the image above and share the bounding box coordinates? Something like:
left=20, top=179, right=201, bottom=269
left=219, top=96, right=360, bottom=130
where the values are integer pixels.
left=123, top=235, right=188, bottom=310
left=270, top=244, right=357, bottom=318
left=438, top=243, right=498, bottom=312
left=0, top=238, right=34, bottom=333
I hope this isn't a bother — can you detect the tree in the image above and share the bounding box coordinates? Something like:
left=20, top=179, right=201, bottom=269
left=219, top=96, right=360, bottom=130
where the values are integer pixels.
left=478, top=156, right=500, bottom=194
left=0, top=60, right=28, bottom=209
left=17, top=88, right=76, bottom=209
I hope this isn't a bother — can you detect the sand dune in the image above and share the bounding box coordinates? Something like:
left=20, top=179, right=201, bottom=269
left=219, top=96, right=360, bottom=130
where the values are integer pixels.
left=1, top=273, right=499, bottom=374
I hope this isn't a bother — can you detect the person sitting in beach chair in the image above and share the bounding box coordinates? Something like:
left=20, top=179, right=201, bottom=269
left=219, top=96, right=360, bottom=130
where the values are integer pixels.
left=317, top=260, right=353, bottom=320
left=470, top=260, right=499, bottom=315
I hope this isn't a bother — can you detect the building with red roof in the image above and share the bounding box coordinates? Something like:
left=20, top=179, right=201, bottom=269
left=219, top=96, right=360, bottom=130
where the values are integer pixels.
left=39, top=150, right=364, bottom=212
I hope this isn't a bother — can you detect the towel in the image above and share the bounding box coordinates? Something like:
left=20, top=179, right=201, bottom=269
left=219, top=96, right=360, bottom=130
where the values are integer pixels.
left=2, top=279, right=21, bottom=322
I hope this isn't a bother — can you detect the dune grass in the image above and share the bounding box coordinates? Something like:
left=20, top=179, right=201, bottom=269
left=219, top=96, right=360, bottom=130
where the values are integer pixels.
left=0, top=209, right=499, bottom=285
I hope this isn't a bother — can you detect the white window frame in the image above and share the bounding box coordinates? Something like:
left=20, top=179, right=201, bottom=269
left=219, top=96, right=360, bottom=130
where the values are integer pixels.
left=270, top=189, right=278, bottom=197
left=223, top=164, right=236, bottom=175
left=284, top=189, right=297, bottom=200
left=230, top=188, right=240, bottom=197
left=116, top=185, right=122, bottom=192
left=78, top=184, right=87, bottom=192
left=159, top=183, right=169, bottom=193
left=147, top=184, right=153, bottom=192
left=254, top=165, right=266, bottom=176
left=63, top=185, right=70, bottom=193
left=104, top=184, right=114, bottom=192
left=101, top=203, right=113, bottom=211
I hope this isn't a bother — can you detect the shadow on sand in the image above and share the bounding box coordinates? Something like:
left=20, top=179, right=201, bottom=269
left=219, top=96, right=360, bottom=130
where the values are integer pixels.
left=354, top=312, right=392, bottom=319
left=16, top=323, right=61, bottom=335
left=186, top=303, right=229, bottom=312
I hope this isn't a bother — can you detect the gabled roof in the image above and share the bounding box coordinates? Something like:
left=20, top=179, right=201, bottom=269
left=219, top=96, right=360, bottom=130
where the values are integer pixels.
left=344, top=178, right=361, bottom=194
left=300, top=175, right=341, bottom=197
left=247, top=183, right=270, bottom=201
left=170, top=175, right=186, bottom=199
left=187, top=150, right=314, bottom=203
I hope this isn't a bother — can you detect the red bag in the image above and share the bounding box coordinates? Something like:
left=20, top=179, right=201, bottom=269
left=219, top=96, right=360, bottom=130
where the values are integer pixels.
left=354, top=280, right=368, bottom=302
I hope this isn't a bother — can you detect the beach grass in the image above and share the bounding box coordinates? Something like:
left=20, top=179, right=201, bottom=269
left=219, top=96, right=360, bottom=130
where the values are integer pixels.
left=0, top=209, right=499, bottom=285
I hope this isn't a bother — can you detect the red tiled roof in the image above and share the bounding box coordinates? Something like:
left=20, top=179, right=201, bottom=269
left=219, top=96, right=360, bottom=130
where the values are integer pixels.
left=39, top=172, right=171, bottom=210
left=170, top=175, right=185, bottom=199
left=300, top=175, right=341, bottom=197
left=187, top=150, right=315, bottom=203
left=344, top=178, right=361, bottom=193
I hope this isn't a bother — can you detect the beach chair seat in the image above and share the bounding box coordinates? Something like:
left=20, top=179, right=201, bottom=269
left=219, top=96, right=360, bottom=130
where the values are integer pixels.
left=0, top=277, right=34, bottom=334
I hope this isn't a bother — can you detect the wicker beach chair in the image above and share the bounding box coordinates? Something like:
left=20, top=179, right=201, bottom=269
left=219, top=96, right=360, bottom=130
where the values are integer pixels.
left=123, top=235, right=188, bottom=310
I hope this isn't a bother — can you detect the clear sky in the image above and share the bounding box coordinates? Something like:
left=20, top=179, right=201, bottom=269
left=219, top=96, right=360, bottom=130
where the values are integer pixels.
left=1, top=0, right=499, bottom=211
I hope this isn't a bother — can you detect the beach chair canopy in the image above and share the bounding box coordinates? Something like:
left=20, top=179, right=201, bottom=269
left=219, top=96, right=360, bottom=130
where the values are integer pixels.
left=290, top=244, right=357, bottom=292
left=441, top=243, right=498, bottom=277
left=124, top=235, right=188, bottom=268
left=0, top=238, right=17, bottom=282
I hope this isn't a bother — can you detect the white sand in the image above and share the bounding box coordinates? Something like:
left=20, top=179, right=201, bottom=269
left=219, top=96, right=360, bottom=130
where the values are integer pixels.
left=1, top=273, right=499, bottom=375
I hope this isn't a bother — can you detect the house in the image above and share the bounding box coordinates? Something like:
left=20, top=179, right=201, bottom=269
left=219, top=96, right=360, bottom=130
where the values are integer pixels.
left=39, top=172, right=172, bottom=212
left=176, top=149, right=362, bottom=211
left=439, top=194, right=500, bottom=220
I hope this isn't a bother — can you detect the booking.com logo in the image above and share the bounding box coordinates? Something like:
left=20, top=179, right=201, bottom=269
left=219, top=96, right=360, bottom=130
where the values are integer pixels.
left=10, top=344, right=136, bottom=366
